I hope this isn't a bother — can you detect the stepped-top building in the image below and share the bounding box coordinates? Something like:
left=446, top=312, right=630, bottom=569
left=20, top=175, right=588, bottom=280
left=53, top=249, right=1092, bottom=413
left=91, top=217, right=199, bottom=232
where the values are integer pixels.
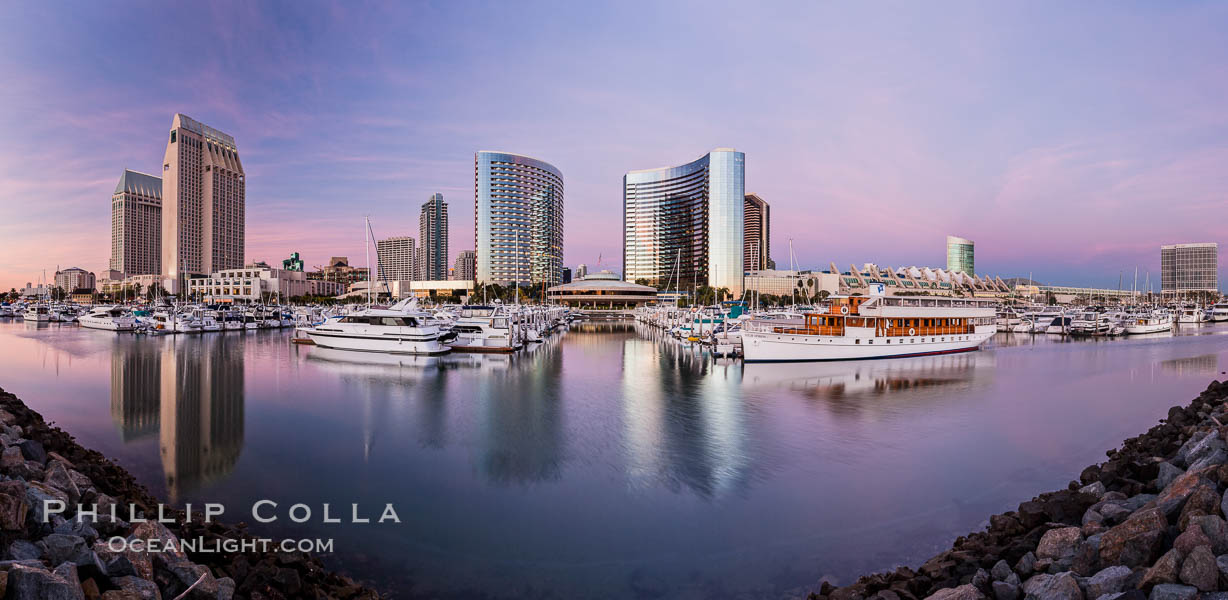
left=111, top=169, right=162, bottom=276
left=161, top=114, right=245, bottom=294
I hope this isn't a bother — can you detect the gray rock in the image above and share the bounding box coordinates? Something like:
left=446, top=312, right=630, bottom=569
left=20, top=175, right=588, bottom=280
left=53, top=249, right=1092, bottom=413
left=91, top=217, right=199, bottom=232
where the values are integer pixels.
left=111, top=575, right=160, bottom=599
left=1098, top=504, right=1133, bottom=525
left=1189, top=448, right=1228, bottom=472
left=1190, top=514, right=1228, bottom=554
left=1038, top=528, right=1084, bottom=561
left=52, top=519, right=97, bottom=543
left=7, top=539, right=39, bottom=561
left=1148, top=584, right=1197, bottom=600
left=1086, top=566, right=1131, bottom=599
left=1122, top=495, right=1157, bottom=512
left=1017, top=552, right=1037, bottom=577
left=6, top=561, right=84, bottom=599
left=992, top=580, right=1018, bottom=600
left=1201, top=593, right=1228, bottom=600
left=41, top=461, right=80, bottom=504
left=1083, top=509, right=1105, bottom=527
left=1022, top=572, right=1083, bottom=600
left=974, top=568, right=991, bottom=590
left=925, top=584, right=986, bottom=600
left=1080, top=482, right=1107, bottom=498
left=16, top=439, right=46, bottom=464
left=1157, top=463, right=1185, bottom=490
left=1178, top=545, right=1217, bottom=591
left=1140, top=549, right=1182, bottom=589
left=992, top=560, right=1014, bottom=582
left=24, top=481, right=68, bottom=523
left=1216, top=554, right=1228, bottom=587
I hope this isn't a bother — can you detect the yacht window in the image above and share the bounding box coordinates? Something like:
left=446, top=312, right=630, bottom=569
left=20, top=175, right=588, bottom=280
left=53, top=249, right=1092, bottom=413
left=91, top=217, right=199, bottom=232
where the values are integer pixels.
left=493, top=318, right=509, bottom=329
left=381, top=318, right=401, bottom=327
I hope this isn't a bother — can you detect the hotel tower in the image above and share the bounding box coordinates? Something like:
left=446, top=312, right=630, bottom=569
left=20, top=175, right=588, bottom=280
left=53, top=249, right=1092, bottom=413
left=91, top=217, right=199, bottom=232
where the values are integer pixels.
left=474, top=152, right=564, bottom=287
left=419, top=193, right=449, bottom=281
left=111, top=169, right=162, bottom=276
left=623, top=148, right=745, bottom=295
left=161, top=114, right=245, bottom=294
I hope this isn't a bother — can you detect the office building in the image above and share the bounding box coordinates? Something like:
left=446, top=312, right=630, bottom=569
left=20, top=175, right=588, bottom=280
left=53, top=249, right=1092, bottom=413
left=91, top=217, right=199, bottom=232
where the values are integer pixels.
left=419, top=193, right=448, bottom=280
left=1161, top=243, right=1218, bottom=297
left=54, top=267, right=95, bottom=293
left=161, top=114, right=245, bottom=294
left=282, top=252, right=303, bottom=271
left=561, top=267, right=572, bottom=284
left=111, top=169, right=162, bottom=276
left=475, top=151, right=564, bottom=286
left=623, top=148, right=745, bottom=295
left=376, top=236, right=417, bottom=281
left=453, top=250, right=475, bottom=281
left=185, top=262, right=343, bottom=302
left=307, top=257, right=369, bottom=286
left=743, top=193, right=770, bottom=272
left=576, top=264, right=588, bottom=279
left=946, top=235, right=975, bottom=275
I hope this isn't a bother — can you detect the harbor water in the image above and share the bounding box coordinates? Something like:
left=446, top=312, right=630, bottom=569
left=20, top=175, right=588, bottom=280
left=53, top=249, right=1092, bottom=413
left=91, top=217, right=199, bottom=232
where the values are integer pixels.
left=0, top=319, right=1226, bottom=599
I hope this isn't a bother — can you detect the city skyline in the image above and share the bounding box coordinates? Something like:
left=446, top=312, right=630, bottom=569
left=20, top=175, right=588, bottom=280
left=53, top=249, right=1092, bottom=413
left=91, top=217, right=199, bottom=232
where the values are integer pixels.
left=2, top=2, right=1228, bottom=291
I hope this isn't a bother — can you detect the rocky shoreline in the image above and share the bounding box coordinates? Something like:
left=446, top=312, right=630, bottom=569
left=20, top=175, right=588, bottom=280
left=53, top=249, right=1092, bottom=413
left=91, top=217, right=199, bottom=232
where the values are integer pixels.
left=0, top=386, right=382, bottom=599
left=809, top=379, right=1228, bottom=600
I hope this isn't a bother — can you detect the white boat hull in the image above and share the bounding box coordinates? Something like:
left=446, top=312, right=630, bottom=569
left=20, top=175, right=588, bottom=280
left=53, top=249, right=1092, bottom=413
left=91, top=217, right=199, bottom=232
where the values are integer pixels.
left=79, top=317, right=135, bottom=331
left=1125, top=323, right=1171, bottom=334
left=743, top=328, right=995, bottom=363
left=305, top=330, right=450, bottom=355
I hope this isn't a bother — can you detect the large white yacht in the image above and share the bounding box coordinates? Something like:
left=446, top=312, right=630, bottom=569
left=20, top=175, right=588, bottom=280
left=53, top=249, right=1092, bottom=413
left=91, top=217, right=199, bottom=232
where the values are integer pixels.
left=448, top=305, right=522, bottom=352
left=1208, top=303, right=1228, bottom=322
left=1125, top=310, right=1173, bottom=335
left=22, top=304, right=50, bottom=322
left=741, top=293, right=997, bottom=362
left=303, top=298, right=452, bottom=355
left=79, top=306, right=136, bottom=331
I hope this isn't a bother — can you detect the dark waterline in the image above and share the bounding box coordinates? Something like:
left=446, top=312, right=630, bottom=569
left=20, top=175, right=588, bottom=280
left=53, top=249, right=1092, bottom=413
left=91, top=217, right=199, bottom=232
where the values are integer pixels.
left=0, top=319, right=1226, bottom=599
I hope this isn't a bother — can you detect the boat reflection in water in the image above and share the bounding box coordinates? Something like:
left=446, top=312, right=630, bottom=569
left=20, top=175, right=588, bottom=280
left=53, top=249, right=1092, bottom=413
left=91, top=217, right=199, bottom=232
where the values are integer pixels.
left=109, top=334, right=245, bottom=501
left=1161, top=353, right=1219, bottom=376
left=743, top=351, right=994, bottom=400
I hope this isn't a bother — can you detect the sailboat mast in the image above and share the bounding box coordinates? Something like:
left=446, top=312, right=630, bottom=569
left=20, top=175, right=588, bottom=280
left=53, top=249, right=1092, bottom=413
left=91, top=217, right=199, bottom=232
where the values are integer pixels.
left=364, top=216, right=372, bottom=306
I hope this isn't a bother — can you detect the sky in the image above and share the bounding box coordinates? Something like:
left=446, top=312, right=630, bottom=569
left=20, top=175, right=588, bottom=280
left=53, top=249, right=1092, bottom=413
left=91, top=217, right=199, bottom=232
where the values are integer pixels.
left=1, top=1, right=1226, bottom=292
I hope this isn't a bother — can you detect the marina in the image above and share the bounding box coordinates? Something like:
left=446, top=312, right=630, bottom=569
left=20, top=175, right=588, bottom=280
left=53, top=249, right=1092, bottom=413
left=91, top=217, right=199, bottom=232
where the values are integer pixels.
left=3, top=314, right=1228, bottom=597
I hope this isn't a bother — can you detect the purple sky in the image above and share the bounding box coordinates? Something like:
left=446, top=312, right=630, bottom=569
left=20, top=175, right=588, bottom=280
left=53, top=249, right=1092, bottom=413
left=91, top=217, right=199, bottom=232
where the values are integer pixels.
left=1, top=1, right=1226, bottom=292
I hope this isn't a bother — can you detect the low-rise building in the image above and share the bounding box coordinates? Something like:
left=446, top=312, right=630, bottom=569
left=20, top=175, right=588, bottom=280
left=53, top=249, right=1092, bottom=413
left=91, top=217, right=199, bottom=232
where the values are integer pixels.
left=744, top=269, right=840, bottom=298
left=307, top=256, right=369, bottom=286
left=185, top=263, right=313, bottom=302
left=547, top=271, right=657, bottom=309
left=346, top=279, right=474, bottom=300
left=835, top=263, right=1012, bottom=297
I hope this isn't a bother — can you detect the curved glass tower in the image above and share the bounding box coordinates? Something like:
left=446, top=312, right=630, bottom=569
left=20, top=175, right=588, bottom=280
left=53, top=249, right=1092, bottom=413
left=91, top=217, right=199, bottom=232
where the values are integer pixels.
left=946, top=235, right=975, bottom=275
left=623, top=149, right=744, bottom=295
left=475, top=152, right=564, bottom=287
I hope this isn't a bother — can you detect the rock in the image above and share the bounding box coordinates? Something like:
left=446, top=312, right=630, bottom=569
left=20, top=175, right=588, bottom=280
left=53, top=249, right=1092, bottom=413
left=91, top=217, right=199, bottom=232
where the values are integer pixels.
left=1147, top=583, right=1197, bottom=600
left=1189, top=448, right=1228, bottom=472
left=25, top=481, right=68, bottom=523
left=1017, top=552, right=1037, bottom=577
left=1156, top=469, right=1213, bottom=519
left=1080, top=482, right=1107, bottom=498
left=0, top=446, right=23, bottom=470
left=1190, top=514, right=1228, bottom=554
left=6, top=562, right=84, bottom=599
left=37, top=534, right=94, bottom=568
left=42, top=462, right=80, bottom=504
left=1100, top=508, right=1167, bottom=568
left=991, top=560, right=1013, bottom=582
left=1217, top=554, right=1228, bottom=587
left=52, top=519, right=98, bottom=543
left=1157, top=463, right=1185, bottom=490
left=128, top=521, right=184, bottom=560
left=1172, top=525, right=1212, bottom=555
left=1098, top=504, right=1134, bottom=525
left=109, top=576, right=159, bottom=599
left=0, top=480, right=28, bottom=531
left=1140, top=550, right=1182, bottom=590
left=973, top=568, right=991, bottom=590
left=1039, top=528, right=1084, bottom=561
left=992, top=581, right=1018, bottom=600
left=7, top=540, right=39, bottom=561
left=1086, top=566, right=1131, bottom=599
left=1021, top=572, right=1082, bottom=600
left=92, top=541, right=151, bottom=581
left=16, top=439, right=46, bottom=465
left=1177, top=483, right=1220, bottom=527
left=1178, top=545, right=1216, bottom=591
left=925, top=584, right=986, bottom=600
left=1072, top=535, right=1102, bottom=575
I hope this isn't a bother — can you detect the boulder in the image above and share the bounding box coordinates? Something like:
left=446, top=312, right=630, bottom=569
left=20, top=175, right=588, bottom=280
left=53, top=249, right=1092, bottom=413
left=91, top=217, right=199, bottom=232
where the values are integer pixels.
left=1099, top=508, right=1167, bottom=568
left=109, top=576, right=159, bottom=599
left=1147, top=583, right=1197, bottom=600
left=1080, top=482, right=1107, bottom=499
left=1021, top=572, right=1083, bottom=600
left=1038, top=528, right=1084, bottom=561
left=1178, top=546, right=1216, bottom=591
left=24, top=481, right=68, bottom=523
left=1189, top=514, right=1228, bottom=554
left=0, top=480, right=28, bottom=531
left=7, top=540, right=39, bottom=561
left=991, top=560, right=1013, bottom=582
left=1085, top=566, right=1131, bottom=599
left=1177, top=483, right=1220, bottom=526
left=1016, top=552, right=1037, bottom=577
left=6, top=562, right=84, bottom=600
left=1156, top=470, right=1213, bottom=519
left=1157, top=463, right=1184, bottom=490
left=42, top=462, right=80, bottom=505
left=1172, top=525, right=1211, bottom=556
left=1139, top=550, right=1182, bottom=590
left=991, top=581, right=1018, bottom=600
left=16, top=439, right=46, bottom=465
left=925, top=584, right=986, bottom=600
left=1098, top=504, right=1134, bottom=525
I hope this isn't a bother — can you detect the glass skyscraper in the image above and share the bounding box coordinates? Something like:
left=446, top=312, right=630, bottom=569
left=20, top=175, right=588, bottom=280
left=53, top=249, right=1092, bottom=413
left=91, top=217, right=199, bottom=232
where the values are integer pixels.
left=1161, top=243, right=1218, bottom=297
left=474, top=152, right=564, bottom=287
left=946, top=235, right=975, bottom=276
left=623, top=148, right=745, bottom=295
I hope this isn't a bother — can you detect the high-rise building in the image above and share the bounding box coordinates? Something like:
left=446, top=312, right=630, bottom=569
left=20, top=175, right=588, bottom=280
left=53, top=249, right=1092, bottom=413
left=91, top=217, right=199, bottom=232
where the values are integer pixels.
left=623, top=148, right=745, bottom=295
left=475, top=151, right=564, bottom=286
left=576, top=264, right=588, bottom=279
left=376, top=236, right=417, bottom=281
left=54, top=267, right=95, bottom=292
left=743, top=193, right=770, bottom=272
left=111, top=169, right=162, bottom=276
left=561, top=267, right=572, bottom=284
left=419, top=193, right=449, bottom=281
left=453, top=250, right=475, bottom=281
left=1161, top=243, right=1218, bottom=297
left=946, top=235, right=975, bottom=275
left=161, top=114, right=245, bottom=294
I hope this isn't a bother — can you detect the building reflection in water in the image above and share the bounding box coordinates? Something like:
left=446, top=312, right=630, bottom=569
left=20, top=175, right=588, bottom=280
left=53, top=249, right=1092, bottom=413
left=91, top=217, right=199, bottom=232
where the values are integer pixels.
left=474, top=336, right=566, bottom=485
left=110, top=334, right=245, bottom=502
left=1161, top=353, right=1219, bottom=376
left=622, top=326, right=750, bottom=499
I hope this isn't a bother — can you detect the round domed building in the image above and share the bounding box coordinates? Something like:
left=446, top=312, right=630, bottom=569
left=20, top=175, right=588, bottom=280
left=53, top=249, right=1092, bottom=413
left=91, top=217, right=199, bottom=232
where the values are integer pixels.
left=546, top=271, right=658, bottom=309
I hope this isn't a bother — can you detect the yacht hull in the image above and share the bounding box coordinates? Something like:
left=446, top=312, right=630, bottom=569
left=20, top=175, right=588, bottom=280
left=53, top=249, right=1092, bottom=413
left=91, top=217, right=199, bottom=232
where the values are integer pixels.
left=743, top=329, right=994, bottom=363
left=305, top=330, right=450, bottom=355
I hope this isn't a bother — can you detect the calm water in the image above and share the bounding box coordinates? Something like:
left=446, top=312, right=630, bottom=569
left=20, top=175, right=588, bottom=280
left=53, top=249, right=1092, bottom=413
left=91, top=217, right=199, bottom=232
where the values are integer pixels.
left=1, top=319, right=1227, bottom=599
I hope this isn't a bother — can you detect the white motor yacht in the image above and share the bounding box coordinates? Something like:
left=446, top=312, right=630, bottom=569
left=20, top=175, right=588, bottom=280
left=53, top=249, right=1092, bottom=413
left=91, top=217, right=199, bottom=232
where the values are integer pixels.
left=449, top=305, right=522, bottom=352
left=79, top=306, right=136, bottom=331
left=303, top=298, right=451, bottom=355
left=1176, top=306, right=1207, bottom=324
left=1208, top=303, right=1228, bottom=322
left=22, top=304, right=50, bottom=322
left=1125, top=311, right=1173, bottom=335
